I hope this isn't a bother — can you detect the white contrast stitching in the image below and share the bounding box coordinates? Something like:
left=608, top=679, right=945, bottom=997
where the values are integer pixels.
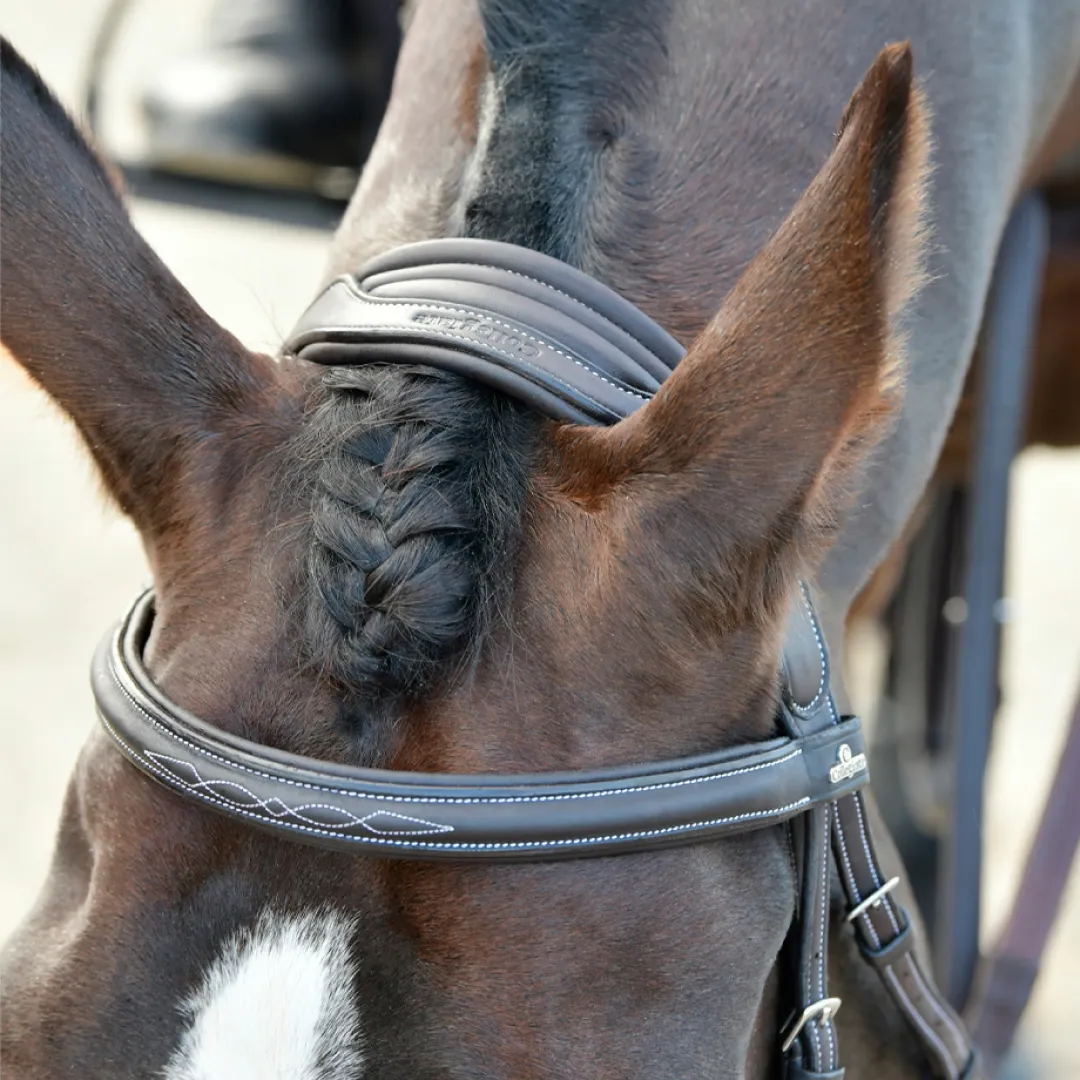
left=841, top=795, right=967, bottom=1065
left=818, top=806, right=837, bottom=1067
left=851, top=794, right=902, bottom=935
left=107, top=651, right=800, bottom=805
left=883, top=967, right=958, bottom=1079
left=101, top=708, right=812, bottom=852
left=348, top=293, right=650, bottom=404
left=332, top=318, right=609, bottom=413
left=470, top=263, right=668, bottom=367
left=804, top=811, right=820, bottom=1062
left=833, top=816, right=882, bottom=949
left=789, top=583, right=829, bottom=717
left=846, top=793, right=967, bottom=1064
left=146, top=753, right=455, bottom=834
left=805, top=999, right=821, bottom=1064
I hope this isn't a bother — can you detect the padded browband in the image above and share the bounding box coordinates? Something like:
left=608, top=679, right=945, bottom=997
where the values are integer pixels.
left=285, top=238, right=685, bottom=424
left=93, top=591, right=869, bottom=862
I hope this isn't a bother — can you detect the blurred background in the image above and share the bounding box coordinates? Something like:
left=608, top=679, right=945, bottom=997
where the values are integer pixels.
left=1, top=2, right=1078, bottom=1076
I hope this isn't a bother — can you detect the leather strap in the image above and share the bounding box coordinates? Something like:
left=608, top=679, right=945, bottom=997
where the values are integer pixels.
left=832, top=791, right=975, bottom=1079
left=285, top=238, right=685, bottom=425
left=93, top=591, right=870, bottom=863
left=784, top=806, right=842, bottom=1077
left=785, top=1063, right=847, bottom=1080
left=777, top=587, right=845, bottom=1076
left=781, top=588, right=976, bottom=1080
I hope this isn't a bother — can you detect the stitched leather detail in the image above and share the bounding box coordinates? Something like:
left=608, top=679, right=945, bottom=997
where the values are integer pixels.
left=780, top=584, right=833, bottom=728
left=858, top=920, right=914, bottom=969
left=106, top=646, right=806, bottom=807
left=329, top=289, right=651, bottom=406
left=284, top=238, right=684, bottom=426
left=93, top=591, right=870, bottom=861
left=832, top=792, right=974, bottom=1079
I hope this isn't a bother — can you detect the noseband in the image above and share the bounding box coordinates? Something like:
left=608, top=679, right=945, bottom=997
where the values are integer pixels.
left=92, top=239, right=976, bottom=1080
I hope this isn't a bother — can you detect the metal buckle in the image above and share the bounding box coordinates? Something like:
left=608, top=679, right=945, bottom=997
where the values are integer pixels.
left=781, top=997, right=843, bottom=1053
left=845, top=876, right=900, bottom=923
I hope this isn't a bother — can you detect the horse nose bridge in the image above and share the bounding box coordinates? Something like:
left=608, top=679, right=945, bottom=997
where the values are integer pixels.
left=372, top=836, right=794, bottom=1074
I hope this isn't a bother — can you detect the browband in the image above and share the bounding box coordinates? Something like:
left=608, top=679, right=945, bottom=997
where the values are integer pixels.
left=93, top=590, right=868, bottom=862
left=285, top=238, right=685, bottom=424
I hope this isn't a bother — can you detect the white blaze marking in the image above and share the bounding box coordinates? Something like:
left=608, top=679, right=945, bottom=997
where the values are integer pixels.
left=164, top=909, right=363, bottom=1080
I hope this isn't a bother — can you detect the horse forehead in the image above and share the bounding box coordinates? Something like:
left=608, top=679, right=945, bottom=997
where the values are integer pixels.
left=163, top=909, right=363, bottom=1080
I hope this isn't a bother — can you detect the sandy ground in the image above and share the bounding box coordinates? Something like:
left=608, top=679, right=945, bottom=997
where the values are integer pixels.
left=2, top=3, right=1078, bottom=1075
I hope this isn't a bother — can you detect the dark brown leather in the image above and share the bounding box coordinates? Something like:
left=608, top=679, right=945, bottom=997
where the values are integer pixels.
left=832, top=791, right=975, bottom=1079
left=781, top=591, right=973, bottom=1080
left=93, top=590, right=869, bottom=862
left=285, top=238, right=684, bottom=424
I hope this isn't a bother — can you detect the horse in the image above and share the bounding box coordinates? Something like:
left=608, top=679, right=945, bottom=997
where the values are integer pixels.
left=2, top=0, right=1079, bottom=1075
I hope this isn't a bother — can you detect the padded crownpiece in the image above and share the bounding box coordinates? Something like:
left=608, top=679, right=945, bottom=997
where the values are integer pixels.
left=285, top=238, right=685, bottom=424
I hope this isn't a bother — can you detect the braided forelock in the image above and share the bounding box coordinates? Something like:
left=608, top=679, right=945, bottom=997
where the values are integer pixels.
left=302, top=365, right=532, bottom=711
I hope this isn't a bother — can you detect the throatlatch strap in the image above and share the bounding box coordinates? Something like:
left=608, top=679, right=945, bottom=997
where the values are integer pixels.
left=833, top=790, right=975, bottom=1078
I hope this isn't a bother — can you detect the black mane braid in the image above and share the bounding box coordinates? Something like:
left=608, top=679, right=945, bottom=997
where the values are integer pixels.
left=302, top=366, right=532, bottom=713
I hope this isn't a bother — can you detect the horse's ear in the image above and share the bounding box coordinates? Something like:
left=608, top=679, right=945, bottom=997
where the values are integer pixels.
left=554, top=43, right=931, bottom=582
left=0, top=39, right=302, bottom=541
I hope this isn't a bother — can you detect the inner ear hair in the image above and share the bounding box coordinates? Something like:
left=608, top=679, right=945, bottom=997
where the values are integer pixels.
left=843, top=42, right=933, bottom=390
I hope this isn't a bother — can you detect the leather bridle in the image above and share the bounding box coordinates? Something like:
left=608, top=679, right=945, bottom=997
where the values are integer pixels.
left=91, top=239, right=977, bottom=1079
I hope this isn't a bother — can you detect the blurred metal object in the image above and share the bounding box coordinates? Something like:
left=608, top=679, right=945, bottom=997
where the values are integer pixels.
left=845, top=876, right=901, bottom=923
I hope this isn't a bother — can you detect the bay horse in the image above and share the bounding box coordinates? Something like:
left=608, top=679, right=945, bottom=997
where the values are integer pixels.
left=2, top=0, right=1079, bottom=1077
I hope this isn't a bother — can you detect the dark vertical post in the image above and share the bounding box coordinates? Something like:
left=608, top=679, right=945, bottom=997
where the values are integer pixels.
left=936, top=194, right=1048, bottom=1007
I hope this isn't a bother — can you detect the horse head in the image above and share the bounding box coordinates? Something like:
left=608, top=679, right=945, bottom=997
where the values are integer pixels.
left=1, top=4, right=949, bottom=1075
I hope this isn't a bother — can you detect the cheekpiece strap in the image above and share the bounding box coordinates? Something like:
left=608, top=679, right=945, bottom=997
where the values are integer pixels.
left=778, top=587, right=976, bottom=1080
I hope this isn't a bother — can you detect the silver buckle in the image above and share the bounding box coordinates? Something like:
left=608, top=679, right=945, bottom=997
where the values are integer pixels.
left=845, top=876, right=901, bottom=923
left=781, top=997, right=843, bottom=1053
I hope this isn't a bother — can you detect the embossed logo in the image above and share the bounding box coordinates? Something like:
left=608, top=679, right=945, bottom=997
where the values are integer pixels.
left=412, top=310, right=541, bottom=358
left=829, top=743, right=867, bottom=784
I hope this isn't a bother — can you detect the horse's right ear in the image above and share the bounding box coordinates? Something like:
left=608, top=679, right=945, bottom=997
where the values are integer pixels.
left=0, top=39, right=303, bottom=541
left=553, top=43, right=931, bottom=602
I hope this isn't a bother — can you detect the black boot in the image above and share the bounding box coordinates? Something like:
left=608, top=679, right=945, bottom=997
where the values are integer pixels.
left=140, top=0, right=400, bottom=197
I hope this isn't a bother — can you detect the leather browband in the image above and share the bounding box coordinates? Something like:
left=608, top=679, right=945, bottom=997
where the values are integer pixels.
left=93, top=590, right=869, bottom=862
left=91, top=237, right=976, bottom=1080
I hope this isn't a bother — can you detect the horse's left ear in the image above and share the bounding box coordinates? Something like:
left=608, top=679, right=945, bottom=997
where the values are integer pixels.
left=0, top=39, right=302, bottom=545
left=554, top=42, right=931, bottom=577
